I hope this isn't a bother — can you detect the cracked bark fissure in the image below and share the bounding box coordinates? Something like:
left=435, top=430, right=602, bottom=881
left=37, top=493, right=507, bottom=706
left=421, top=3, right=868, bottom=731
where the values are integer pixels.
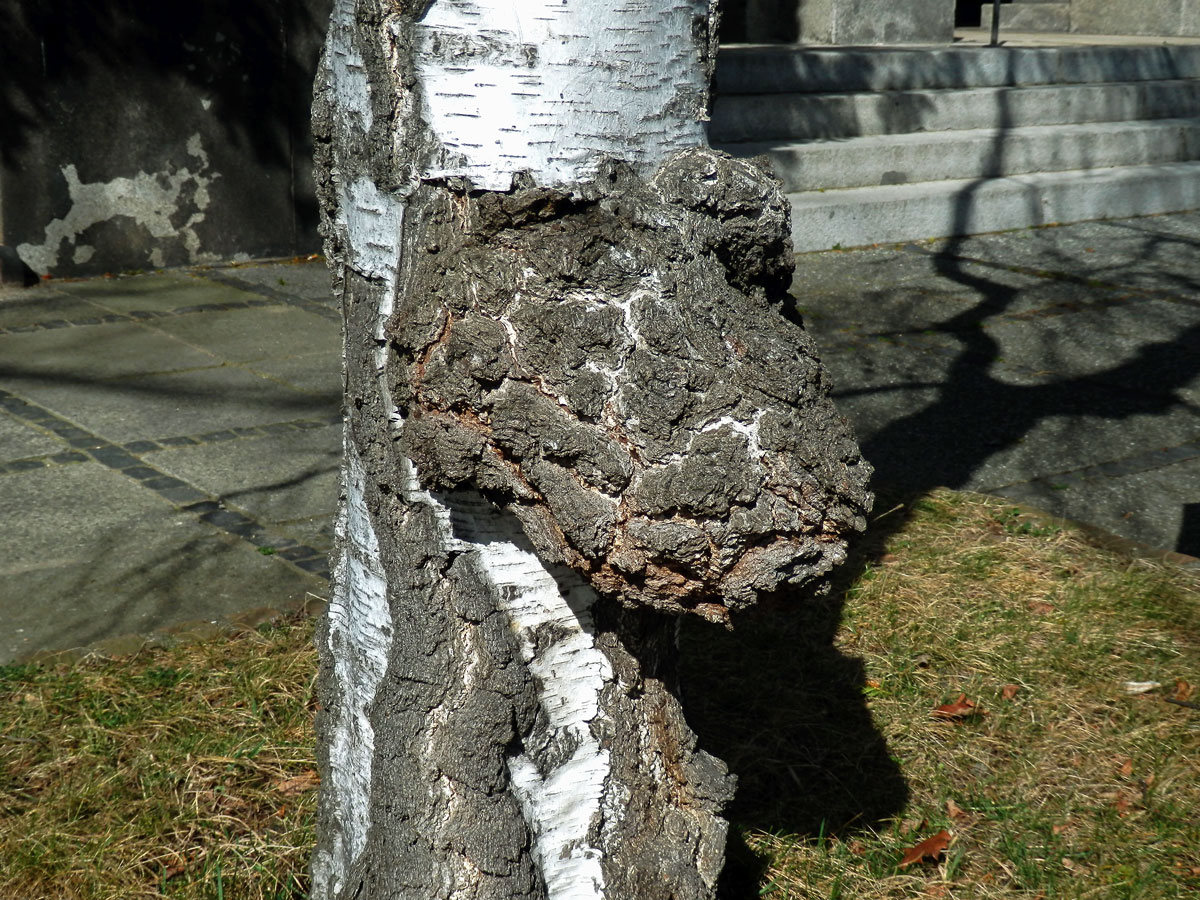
left=310, top=1, right=872, bottom=898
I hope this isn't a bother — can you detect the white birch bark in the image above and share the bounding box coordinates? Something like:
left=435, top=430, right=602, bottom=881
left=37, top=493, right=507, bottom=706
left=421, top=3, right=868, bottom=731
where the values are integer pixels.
left=412, top=0, right=708, bottom=190
left=310, top=1, right=870, bottom=898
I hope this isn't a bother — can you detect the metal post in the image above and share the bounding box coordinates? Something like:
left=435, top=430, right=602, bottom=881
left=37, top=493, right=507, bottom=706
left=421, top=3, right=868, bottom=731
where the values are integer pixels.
left=990, top=0, right=1003, bottom=45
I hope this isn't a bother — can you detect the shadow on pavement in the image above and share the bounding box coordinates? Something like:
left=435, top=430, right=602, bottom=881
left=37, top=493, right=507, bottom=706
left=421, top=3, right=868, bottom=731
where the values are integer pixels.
left=0, top=267, right=342, bottom=662
left=686, top=178, right=1200, bottom=887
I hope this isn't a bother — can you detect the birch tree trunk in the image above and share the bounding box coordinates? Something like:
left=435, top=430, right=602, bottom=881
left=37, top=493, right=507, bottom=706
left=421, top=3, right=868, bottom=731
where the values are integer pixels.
left=310, top=2, right=873, bottom=898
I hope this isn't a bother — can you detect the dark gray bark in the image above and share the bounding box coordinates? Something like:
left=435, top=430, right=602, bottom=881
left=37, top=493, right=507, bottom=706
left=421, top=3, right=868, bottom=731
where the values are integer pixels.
left=392, top=155, right=870, bottom=624
left=310, top=2, right=872, bottom=898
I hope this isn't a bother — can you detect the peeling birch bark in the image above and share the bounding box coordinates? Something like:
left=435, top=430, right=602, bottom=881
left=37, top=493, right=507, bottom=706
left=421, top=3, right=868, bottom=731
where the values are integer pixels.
left=311, top=1, right=871, bottom=898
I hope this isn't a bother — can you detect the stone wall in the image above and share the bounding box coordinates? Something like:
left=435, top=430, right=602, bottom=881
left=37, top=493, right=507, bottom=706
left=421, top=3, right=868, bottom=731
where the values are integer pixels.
left=732, top=0, right=955, bottom=44
left=1071, top=0, right=1200, bottom=36
left=734, top=0, right=1200, bottom=44
left=799, top=0, right=956, bottom=44
left=0, top=1, right=332, bottom=280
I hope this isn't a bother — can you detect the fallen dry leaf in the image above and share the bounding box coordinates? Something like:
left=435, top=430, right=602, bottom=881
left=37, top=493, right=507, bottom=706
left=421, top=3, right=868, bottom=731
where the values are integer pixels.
left=1052, top=822, right=1069, bottom=836
left=1027, top=601, right=1055, bottom=615
left=1170, top=679, right=1193, bottom=702
left=1118, top=758, right=1134, bottom=777
left=1001, top=684, right=1020, bottom=701
left=932, top=694, right=983, bottom=721
left=899, top=830, right=952, bottom=870
left=946, top=799, right=967, bottom=820
left=274, top=769, right=320, bottom=796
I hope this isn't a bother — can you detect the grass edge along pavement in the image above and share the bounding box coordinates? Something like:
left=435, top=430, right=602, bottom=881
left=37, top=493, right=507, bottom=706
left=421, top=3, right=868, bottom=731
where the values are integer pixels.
left=1, top=487, right=1198, bottom=899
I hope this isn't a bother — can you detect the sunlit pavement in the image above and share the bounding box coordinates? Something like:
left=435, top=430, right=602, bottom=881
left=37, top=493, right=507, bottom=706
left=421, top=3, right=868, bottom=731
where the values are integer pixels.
left=2, top=209, right=1199, bottom=662
left=0, top=258, right=340, bottom=663
left=793, top=211, right=1200, bottom=565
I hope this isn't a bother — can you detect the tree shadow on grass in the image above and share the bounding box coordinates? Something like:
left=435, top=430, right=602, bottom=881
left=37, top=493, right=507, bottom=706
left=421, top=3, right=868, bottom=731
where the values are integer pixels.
left=686, top=68, right=1200, bottom=887
left=692, top=210, right=1200, bottom=887
left=679, top=509, right=910, bottom=896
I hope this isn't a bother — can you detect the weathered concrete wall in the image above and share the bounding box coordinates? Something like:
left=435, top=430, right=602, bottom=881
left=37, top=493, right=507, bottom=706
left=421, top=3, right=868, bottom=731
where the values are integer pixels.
left=726, top=0, right=956, bottom=44
left=1072, top=0, right=1200, bottom=36
left=745, top=0, right=802, bottom=42
left=721, top=0, right=1200, bottom=44
left=0, top=1, right=331, bottom=279
left=796, top=0, right=956, bottom=44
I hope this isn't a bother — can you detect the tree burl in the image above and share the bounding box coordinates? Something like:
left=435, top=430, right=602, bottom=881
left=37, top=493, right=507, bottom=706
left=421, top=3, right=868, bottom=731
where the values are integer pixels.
left=392, top=149, right=873, bottom=624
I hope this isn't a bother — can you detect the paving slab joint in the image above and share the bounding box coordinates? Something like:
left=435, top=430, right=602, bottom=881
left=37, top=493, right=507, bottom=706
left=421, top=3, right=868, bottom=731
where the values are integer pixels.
left=0, top=387, right=333, bottom=581
left=19, top=602, right=329, bottom=667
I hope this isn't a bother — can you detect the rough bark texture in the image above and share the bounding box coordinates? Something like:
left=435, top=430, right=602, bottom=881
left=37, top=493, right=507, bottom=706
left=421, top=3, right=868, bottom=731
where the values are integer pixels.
left=393, top=154, right=871, bottom=623
left=310, top=1, right=871, bottom=898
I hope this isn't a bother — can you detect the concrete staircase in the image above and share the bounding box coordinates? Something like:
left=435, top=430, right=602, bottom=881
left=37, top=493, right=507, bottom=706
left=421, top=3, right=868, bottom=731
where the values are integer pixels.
left=710, top=43, right=1200, bottom=251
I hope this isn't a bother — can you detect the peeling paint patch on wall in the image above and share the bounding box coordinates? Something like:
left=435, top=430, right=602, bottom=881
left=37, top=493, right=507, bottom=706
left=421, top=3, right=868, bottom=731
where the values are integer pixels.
left=16, top=134, right=220, bottom=274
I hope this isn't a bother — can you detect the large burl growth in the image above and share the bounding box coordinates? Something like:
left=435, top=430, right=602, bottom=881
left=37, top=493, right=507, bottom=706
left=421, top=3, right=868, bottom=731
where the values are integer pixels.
left=393, top=149, right=872, bottom=623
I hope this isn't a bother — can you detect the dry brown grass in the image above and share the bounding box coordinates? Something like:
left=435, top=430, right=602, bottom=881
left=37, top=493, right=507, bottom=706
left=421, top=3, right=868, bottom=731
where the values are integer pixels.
left=684, top=489, right=1200, bottom=899
left=0, top=622, right=319, bottom=899
left=2, top=488, right=1198, bottom=899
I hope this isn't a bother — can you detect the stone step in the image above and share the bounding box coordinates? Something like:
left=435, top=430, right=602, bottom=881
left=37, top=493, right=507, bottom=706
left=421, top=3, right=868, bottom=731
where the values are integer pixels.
left=718, top=118, right=1200, bottom=192
left=985, top=2, right=1071, bottom=33
left=785, top=161, right=1200, bottom=252
left=714, top=43, right=1200, bottom=95
left=709, top=78, right=1200, bottom=143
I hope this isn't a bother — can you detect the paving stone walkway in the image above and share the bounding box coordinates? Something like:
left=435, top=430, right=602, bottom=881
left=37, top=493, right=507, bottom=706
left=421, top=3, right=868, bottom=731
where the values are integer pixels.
left=795, top=212, right=1200, bottom=562
left=0, top=258, right=341, bottom=663
left=2, top=211, right=1199, bottom=663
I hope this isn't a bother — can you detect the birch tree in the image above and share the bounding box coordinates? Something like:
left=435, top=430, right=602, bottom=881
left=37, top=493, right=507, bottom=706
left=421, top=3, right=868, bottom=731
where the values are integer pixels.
left=310, top=1, right=872, bottom=898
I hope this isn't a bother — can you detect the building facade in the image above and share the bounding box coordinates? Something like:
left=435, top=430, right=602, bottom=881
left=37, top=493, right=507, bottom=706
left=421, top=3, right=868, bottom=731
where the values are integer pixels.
left=2, top=0, right=1196, bottom=281
left=725, top=0, right=1200, bottom=43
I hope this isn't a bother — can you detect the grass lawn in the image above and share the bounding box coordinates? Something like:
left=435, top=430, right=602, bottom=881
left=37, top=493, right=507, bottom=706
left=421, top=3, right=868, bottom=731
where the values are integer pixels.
left=2, top=488, right=1197, bottom=899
